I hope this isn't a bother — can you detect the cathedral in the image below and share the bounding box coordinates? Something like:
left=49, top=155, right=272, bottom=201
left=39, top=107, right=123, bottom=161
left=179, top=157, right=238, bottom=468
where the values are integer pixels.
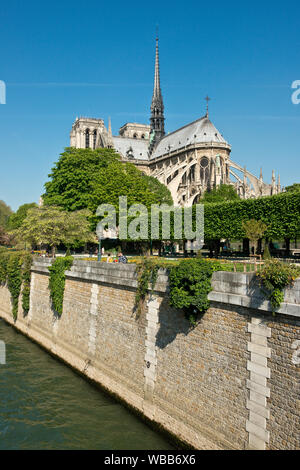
left=70, top=37, right=282, bottom=206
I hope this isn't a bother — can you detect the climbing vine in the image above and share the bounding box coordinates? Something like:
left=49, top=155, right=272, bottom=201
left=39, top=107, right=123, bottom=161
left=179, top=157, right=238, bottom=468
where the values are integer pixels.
left=135, top=257, right=223, bottom=325
left=48, top=256, right=73, bottom=316
left=135, top=258, right=159, bottom=315
left=21, top=253, right=33, bottom=314
left=169, top=259, right=223, bottom=325
left=0, top=250, right=9, bottom=285
left=0, top=250, right=32, bottom=320
left=257, top=259, right=300, bottom=313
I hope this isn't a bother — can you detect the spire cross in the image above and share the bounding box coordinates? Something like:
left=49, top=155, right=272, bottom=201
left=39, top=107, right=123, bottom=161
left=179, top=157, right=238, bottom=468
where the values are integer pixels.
left=205, top=95, right=211, bottom=117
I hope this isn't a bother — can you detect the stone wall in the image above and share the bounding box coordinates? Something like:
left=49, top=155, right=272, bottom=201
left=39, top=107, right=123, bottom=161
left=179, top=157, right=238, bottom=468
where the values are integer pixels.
left=0, top=260, right=299, bottom=450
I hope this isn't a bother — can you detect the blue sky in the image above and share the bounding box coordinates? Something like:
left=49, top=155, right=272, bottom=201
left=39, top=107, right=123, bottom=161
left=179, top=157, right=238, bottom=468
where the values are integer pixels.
left=0, top=0, right=299, bottom=211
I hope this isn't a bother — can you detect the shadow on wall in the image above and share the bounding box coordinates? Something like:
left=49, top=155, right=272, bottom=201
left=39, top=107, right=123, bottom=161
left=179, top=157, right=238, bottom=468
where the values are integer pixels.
left=155, top=295, right=205, bottom=349
left=247, top=274, right=271, bottom=310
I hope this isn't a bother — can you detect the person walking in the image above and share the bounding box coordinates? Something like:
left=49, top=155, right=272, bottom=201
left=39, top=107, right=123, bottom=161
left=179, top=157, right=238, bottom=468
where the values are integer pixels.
left=118, top=252, right=127, bottom=264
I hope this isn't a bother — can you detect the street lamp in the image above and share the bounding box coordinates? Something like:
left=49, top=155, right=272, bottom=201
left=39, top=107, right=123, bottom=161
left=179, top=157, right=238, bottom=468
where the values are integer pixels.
left=96, top=224, right=103, bottom=262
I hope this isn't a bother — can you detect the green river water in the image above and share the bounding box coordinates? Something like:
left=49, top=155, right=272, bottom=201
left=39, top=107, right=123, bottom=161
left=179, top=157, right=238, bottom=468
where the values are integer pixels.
left=0, top=319, right=173, bottom=450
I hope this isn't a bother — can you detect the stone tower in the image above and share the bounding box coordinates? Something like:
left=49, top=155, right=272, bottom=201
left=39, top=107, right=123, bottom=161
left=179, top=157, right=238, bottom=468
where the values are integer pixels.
left=149, top=35, right=165, bottom=153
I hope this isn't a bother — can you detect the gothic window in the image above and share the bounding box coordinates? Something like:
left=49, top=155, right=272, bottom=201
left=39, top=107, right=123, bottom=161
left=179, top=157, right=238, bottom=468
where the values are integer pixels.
left=189, top=164, right=196, bottom=182
left=93, top=130, right=97, bottom=149
left=141, top=134, right=145, bottom=139
left=85, top=129, right=90, bottom=148
left=133, top=134, right=137, bottom=139
left=200, top=156, right=209, bottom=185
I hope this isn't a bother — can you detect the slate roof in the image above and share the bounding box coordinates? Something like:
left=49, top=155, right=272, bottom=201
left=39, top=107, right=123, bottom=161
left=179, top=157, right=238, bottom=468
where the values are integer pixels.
left=151, top=116, right=229, bottom=160
left=112, top=136, right=149, bottom=161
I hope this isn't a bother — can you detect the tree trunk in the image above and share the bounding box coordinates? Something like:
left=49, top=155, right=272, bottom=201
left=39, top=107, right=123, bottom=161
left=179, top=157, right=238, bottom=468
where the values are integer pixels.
left=284, top=238, right=290, bottom=257
left=257, top=238, right=262, bottom=254
left=214, top=239, right=221, bottom=258
left=184, top=240, right=188, bottom=257
left=243, top=238, right=250, bottom=256
left=51, top=245, right=56, bottom=258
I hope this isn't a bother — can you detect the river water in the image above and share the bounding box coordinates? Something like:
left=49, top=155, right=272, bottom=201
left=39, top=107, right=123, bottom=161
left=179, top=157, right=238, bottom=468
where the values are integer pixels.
left=0, top=319, right=173, bottom=450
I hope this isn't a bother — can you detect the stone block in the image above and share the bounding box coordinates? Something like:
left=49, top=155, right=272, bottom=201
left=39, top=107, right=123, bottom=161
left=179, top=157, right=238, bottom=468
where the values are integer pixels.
left=249, top=390, right=267, bottom=407
left=250, top=333, right=268, bottom=347
left=247, top=361, right=270, bottom=378
left=249, top=371, right=267, bottom=387
left=247, top=379, right=270, bottom=398
left=248, top=433, right=266, bottom=450
left=249, top=410, right=266, bottom=429
left=250, top=352, right=268, bottom=367
left=246, top=420, right=269, bottom=443
left=248, top=324, right=271, bottom=338
left=246, top=399, right=270, bottom=419
left=247, top=342, right=271, bottom=358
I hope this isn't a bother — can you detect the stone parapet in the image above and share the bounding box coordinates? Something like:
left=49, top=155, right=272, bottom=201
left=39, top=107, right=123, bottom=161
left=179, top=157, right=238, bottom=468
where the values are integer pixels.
left=209, top=271, right=300, bottom=318
left=0, top=260, right=298, bottom=450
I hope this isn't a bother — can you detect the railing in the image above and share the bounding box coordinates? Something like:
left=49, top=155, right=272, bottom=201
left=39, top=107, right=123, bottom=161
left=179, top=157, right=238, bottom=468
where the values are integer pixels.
left=225, top=255, right=264, bottom=273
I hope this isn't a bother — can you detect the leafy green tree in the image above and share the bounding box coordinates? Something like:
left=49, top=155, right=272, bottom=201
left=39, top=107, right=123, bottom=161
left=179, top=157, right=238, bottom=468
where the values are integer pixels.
left=242, top=219, right=267, bottom=254
left=202, top=192, right=300, bottom=243
left=200, top=184, right=240, bottom=204
left=285, top=183, right=300, bottom=192
left=14, top=206, right=95, bottom=256
left=0, top=200, right=13, bottom=228
left=43, top=148, right=173, bottom=227
left=0, top=226, right=13, bottom=246
left=7, top=202, right=38, bottom=230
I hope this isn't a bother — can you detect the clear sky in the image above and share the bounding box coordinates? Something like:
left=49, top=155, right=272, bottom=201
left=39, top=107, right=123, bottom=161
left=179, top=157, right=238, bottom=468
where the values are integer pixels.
left=0, top=0, right=299, bottom=210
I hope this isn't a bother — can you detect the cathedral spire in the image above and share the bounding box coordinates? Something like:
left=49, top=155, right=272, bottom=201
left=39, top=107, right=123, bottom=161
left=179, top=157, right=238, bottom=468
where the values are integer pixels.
left=205, top=96, right=211, bottom=118
left=149, top=33, right=165, bottom=152
left=153, top=33, right=161, bottom=101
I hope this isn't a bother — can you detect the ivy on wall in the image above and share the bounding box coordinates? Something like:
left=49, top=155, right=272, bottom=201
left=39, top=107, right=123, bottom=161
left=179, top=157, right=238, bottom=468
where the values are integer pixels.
left=7, top=253, right=23, bottom=320
left=169, top=259, right=223, bottom=325
left=135, top=258, right=223, bottom=325
left=135, top=258, right=159, bottom=315
left=0, top=249, right=33, bottom=320
left=21, top=253, right=33, bottom=314
left=48, top=257, right=73, bottom=316
left=257, top=259, right=300, bottom=313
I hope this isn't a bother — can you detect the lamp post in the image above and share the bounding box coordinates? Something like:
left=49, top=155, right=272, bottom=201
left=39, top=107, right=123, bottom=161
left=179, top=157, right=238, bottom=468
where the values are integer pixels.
left=96, top=225, right=103, bottom=262
left=97, top=238, right=102, bottom=262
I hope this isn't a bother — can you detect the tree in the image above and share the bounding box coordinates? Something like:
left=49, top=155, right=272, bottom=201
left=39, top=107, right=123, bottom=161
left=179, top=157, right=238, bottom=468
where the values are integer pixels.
left=0, top=226, right=13, bottom=246
left=285, top=183, right=300, bottom=193
left=0, top=200, right=13, bottom=228
left=14, top=206, right=95, bottom=257
left=200, top=184, right=240, bottom=204
left=43, top=148, right=173, bottom=227
left=242, top=219, right=267, bottom=254
left=7, top=202, right=38, bottom=231
left=202, top=192, right=300, bottom=242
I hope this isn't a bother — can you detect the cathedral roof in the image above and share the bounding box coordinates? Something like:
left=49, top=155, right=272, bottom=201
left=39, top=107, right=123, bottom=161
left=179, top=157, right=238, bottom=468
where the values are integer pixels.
left=113, top=136, right=149, bottom=161
left=150, top=116, right=229, bottom=160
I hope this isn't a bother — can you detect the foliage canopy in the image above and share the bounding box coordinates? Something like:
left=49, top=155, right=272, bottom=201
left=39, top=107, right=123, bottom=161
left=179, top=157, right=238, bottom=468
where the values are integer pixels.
left=7, top=202, right=38, bottom=231
left=43, top=148, right=173, bottom=228
left=200, top=184, right=240, bottom=204
left=202, top=191, right=300, bottom=241
left=13, top=206, right=95, bottom=254
left=0, top=200, right=13, bottom=228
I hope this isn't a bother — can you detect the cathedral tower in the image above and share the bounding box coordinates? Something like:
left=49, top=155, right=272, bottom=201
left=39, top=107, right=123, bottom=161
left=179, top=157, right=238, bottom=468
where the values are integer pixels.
left=149, top=35, right=165, bottom=153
